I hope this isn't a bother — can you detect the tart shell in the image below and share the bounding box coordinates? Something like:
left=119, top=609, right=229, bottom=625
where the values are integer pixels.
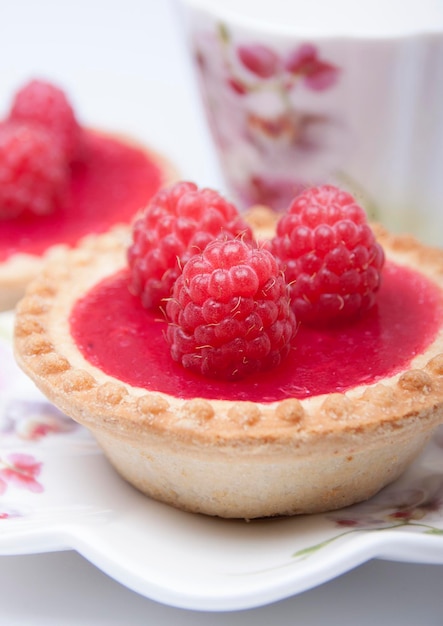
left=13, top=217, right=443, bottom=518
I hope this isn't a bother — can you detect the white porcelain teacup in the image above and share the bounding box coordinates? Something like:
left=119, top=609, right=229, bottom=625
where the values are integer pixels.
left=180, top=0, right=443, bottom=246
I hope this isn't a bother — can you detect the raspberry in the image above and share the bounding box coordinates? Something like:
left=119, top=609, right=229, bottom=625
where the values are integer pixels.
left=128, top=181, right=253, bottom=309
left=165, top=239, right=297, bottom=380
left=8, top=79, right=81, bottom=161
left=271, top=185, right=385, bottom=325
left=0, top=122, right=69, bottom=220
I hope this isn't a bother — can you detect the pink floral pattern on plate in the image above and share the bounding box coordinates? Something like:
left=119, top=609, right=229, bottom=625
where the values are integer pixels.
left=293, top=437, right=443, bottom=560
left=1, top=399, right=78, bottom=441
left=0, top=507, right=22, bottom=520
left=0, top=314, right=84, bottom=519
left=0, top=453, right=43, bottom=495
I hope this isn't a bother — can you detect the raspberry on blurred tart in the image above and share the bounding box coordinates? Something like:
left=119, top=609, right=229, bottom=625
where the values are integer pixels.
left=0, top=79, right=176, bottom=311
left=13, top=182, right=443, bottom=519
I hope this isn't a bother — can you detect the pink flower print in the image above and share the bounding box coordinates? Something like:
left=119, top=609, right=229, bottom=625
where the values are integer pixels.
left=285, top=43, right=318, bottom=73
left=194, top=26, right=344, bottom=214
left=246, top=109, right=330, bottom=151
left=285, top=43, right=340, bottom=91
left=237, top=44, right=281, bottom=79
left=328, top=473, right=443, bottom=529
left=0, top=453, right=44, bottom=493
left=0, top=507, right=22, bottom=520
left=227, top=76, right=248, bottom=96
left=247, top=111, right=300, bottom=142
left=293, top=474, right=443, bottom=560
left=244, top=174, right=306, bottom=213
left=2, top=399, right=78, bottom=441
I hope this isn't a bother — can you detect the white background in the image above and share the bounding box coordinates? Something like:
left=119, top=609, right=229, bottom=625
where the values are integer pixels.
left=0, top=1, right=442, bottom=624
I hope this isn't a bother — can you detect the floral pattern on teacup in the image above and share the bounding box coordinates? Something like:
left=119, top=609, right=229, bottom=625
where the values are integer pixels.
left=193, top=23, right=351, bottom=212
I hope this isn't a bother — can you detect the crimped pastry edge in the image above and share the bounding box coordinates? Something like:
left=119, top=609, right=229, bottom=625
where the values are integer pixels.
left=13, top=215, right=443, bottom=446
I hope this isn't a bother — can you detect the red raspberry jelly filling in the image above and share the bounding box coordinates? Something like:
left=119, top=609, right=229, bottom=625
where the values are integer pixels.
left=70, top=261, right=443, bottom=402
left=0, top=130, right=163, bottom=261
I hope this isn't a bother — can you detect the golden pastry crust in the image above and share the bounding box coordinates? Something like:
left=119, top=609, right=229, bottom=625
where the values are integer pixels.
left=0, top=134, right=178, bottom=313
left=13, top=216, right=443, bottom=518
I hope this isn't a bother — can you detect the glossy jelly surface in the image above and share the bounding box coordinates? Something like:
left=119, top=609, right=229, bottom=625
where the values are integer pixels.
left=70, top=262, right=443, bottom=401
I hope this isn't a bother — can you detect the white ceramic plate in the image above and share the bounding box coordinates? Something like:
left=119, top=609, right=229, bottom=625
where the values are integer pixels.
left=1, top=311, right=443, bottom=611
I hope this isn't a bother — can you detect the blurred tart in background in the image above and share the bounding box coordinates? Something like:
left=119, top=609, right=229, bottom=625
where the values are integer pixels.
left=0, top=79, right=177, bottom=311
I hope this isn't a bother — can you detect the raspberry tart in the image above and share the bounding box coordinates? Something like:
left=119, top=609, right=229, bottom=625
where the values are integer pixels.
left=13, top=183, right=443, bottom=519
left=0, top=79, right=176, bottom=311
